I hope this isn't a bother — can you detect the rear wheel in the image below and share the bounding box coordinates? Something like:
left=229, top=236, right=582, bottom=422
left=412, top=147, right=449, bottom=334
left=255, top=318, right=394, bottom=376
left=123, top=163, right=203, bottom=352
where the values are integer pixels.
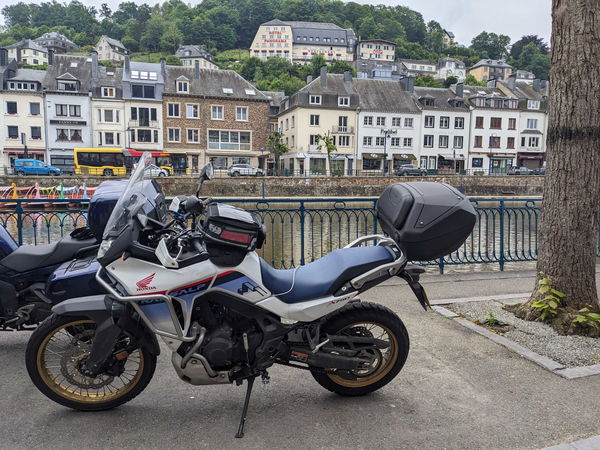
left=103, top=169, right=113, bottom=177
left=26, top=314, right=156, bottom=411
left=310, top=302, right=409, bottom=396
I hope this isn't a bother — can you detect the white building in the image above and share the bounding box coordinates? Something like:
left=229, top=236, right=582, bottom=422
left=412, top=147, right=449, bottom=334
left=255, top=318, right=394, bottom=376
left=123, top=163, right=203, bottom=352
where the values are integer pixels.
left=463, top=85, right=520, bottom=174
left=413, top=85, right=471, bottom=173
left=437, top=57, right=466, bottom=82
left=398, top=59, right=437, bottom=78
left=91, top=66, right=126, bottom=149
left=5, top=39, right=48, bottom=66
left=356, top=77, right=422, bottom=174
left=43, top=54, right=94, bottom=173
left=95, top=36, right=128, bottom=63
left=175, top=45, right=218, bottom=69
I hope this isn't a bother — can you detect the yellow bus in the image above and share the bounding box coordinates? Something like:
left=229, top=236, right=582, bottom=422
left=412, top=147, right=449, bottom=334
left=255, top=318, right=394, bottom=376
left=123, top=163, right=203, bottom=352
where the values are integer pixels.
left=74, top=148, right=188, bottom=176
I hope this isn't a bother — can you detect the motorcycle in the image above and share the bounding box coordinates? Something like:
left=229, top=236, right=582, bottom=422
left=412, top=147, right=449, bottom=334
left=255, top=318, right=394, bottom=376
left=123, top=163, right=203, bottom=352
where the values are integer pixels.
left=25, top=152, right=476, bottom=437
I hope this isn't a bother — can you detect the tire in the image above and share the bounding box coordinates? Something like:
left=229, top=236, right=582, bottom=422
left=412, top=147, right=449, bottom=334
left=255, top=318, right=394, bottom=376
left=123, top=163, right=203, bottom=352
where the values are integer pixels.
left=158, top=172, right=166, bottom=177
left=26, top=314, right=156, bottom=411
left=310, top=302, right=409, bottom=397
left=103, top=169, right=113, bottom=177
left=16, top=171, right=25, bottom=176
left=232, top=171, right=240, bottom=177
left=399, top=172, right=407, bottom=177
left=50, top=171, right=58, bottom=176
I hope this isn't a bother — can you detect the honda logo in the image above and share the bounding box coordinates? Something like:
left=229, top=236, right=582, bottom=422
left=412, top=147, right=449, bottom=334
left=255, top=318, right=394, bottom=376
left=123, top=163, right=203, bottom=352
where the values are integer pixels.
left=136, top=273, right=156, bottom=291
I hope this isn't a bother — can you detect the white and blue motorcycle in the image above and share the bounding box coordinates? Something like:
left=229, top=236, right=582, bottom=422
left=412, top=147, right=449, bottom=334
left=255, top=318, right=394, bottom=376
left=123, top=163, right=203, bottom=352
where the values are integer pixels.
left=26, top=153, right=475, bottom=437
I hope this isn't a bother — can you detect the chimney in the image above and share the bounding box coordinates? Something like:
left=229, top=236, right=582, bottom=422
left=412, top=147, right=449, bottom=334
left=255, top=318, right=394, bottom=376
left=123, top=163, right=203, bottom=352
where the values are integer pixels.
left=533, top=79, right=541, bottom=92
left=160, top=57, right=166, bottom=78
left=124, top=54, right=130, bottom=73
left=91, top=50, right=99, bottom=81
left=306, top=75, right=313, bottom=84
left=194, top=60, right=200, bottom=80
left=48, top=49, right=54, bottom=66
left=16, top=47, right=21, bottom=64
left=455, top=82, right=464, bottom=98
left=0, top=48, right=7, bottom=67
left=399, top=76, right=414, bottom=93
left=487, top=79, right=497, bottom=88
left=320, top=66, right=327, bottom=88
left=507, top=74, right=516, bottom=91
left=343, top=71, right=352, bottom=82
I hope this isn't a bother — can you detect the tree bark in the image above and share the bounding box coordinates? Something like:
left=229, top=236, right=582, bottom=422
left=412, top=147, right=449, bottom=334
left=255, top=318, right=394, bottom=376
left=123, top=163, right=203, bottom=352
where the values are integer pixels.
left=512, top=0, right=600, bottom=332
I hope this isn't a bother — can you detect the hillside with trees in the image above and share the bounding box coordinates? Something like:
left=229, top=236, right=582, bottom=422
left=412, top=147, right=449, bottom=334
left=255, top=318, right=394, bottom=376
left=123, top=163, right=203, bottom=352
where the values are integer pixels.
left=0, top=0, right=550, bottom=90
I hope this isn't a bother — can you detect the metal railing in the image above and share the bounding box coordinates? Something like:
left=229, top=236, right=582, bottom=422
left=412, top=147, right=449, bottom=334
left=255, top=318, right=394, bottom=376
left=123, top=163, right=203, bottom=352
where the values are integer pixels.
left=0, top=197, right=597, bottom=273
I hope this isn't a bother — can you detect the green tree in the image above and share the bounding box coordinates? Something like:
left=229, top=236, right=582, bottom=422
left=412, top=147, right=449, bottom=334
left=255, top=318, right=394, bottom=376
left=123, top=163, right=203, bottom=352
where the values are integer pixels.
left=141, top=15, right=166, bottom=52
left=424, top=20, right=445, bottom=53
left=464, top=74, right=487, bottom=87
left=328, top=59, right=355, bottom=75
left=510, top=34, right=549, bottom=59
left=267, top=131, right=289, bottom=176
left=414, top=75, right=443, bottom=88
left=470, top=31, right=511, bottom=59
left=444, top=76, right=458, bottom=88
left=514, top=42, right=551, bottom=80
left=316, top=132, right=337, bottom=176
left=160, top=23, right=183, bottom=53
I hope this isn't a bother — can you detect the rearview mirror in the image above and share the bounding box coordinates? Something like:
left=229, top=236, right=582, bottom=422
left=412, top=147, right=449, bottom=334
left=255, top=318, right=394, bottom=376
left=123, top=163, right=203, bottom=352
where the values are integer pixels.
left=200, top=163, right=214, bottom=181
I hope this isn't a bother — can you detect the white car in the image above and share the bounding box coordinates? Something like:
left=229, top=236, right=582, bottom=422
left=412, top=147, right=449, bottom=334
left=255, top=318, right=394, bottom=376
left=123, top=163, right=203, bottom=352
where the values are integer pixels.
left=227, top=164, right=264, bottom=177
left=143, top=164, right=169, bottom=177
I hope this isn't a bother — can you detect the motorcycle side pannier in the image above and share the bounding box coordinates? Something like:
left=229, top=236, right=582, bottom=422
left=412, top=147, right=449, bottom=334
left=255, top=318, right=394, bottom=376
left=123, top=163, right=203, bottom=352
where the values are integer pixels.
left=202, top=204, right=266, bottom=266
left=376, top=182, right=476, bottom=261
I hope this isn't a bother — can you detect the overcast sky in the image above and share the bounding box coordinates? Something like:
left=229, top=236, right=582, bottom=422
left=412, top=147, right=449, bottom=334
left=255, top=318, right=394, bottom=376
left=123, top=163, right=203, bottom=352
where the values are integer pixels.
left=1, top=0, right=553, bottom=46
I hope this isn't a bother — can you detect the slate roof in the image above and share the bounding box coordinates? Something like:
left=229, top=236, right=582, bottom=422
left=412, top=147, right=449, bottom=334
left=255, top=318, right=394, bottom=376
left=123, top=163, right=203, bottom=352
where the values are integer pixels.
left=260, top=90, right=286, bottom=107
left=261, top=20, right=356, bottom=47
left=123, top=61, right=164, bottom=83
left=43, top=54, right=94, bottom=93
left=11, top=68, right=46, bottom=83
left=90, top=66, right=124, bottom=99
left=99, top=35, right=127, bottom=52
left=444, top=30, right=455, bottom=39
left=299, top=73, right=357, bottom=96
left=358, top=39, right=397, bottom=46
left=471, top=59, right=513, bottom=69
left=35, top=31, right=76, bottom=46
left=352, top=79, right=420, bottom=113
left=399, top=59, right=437, bottom=67
left=163, top=66, right=268, bottom=101
left=175, top=45, right=213, bottom=60
left=5, top=39, right=47, bottom=53
left=413, top=86, right=470, bottom=112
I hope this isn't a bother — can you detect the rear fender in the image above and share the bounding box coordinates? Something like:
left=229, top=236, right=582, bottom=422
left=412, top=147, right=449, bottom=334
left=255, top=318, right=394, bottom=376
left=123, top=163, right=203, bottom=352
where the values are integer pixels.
left=398, top=264, right=431, bottom=311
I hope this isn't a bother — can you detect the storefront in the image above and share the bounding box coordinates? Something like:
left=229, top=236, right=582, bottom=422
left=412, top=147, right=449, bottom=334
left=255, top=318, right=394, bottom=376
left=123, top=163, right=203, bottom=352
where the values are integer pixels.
left=437, top=153, right=465, bottom=174
left=392, top=153, right=417, bottom=172
left=3, top=148, right=46, bottom=169
left=489, top=155, right=514, bottom=175
left=517, top=153, right=545, bottom=170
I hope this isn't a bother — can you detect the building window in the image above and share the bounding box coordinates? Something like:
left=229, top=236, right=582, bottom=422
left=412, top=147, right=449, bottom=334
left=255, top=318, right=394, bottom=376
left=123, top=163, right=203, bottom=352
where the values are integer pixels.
left=529, top=137, right=540, bottom=147
left=526, top=119, right=538, bottom=129
left=102, top=87, right=115, bottom=98
left=440, top=116, right=450, bottom=129
left=364, top=116, right=373, bottom=126
left=131, top=84, right=155, bottom=99
left=424, top=116, right=434, bottom=128
left=475, top=116, right=484, bottom=129
left=527, top=100, right=540, bottom=110
left=29, top=102, right=40, bottom=116
left=424, top=135, right=434, bottom=148
left=363, top=136, right=372, bottom=146
left=390, top=137, right=400, bottom=147
left=404, top=118, right=413, bottom=128
left=104, top=109, right=114, bottom=122
left=58, top=81, right=77, bottom=91
left=208, top=130, right=251, bottom=150
left=474, top=136, right=483, bottom=148
left=310, top=134, right=319, bottom=145
left=168, top=128, right=180, bottom=142
left=186, top=104, right=199, bottom=119
left=363, top=158, right=381, bottom=171
left=375, top=137, right=385, bottom=146
left=454, top=117, right=464, bottom=129
left=236, top=106, right=248, bottom=121
left=507, top=137, right=515, bottom=149
left=392, top=117, right=402, bottom=127
left=490, top=117, right=502, bottom=129
left=309, top=95, right=321, bottom=105
left=403, top=138, right=412, bottom=147
left=310, top=114, right=320, bottom=126
left=177, top=80, right=189, bottom=93
left=454, top=136, right=463, bottom=149
left=338, top=96, right=350, bottom=107
left=508, top=118, right=517, bottom=130
left=104, top=132, right=115, bottom=145
left=339, top=135, right=350, bottom=147
left=376, top=117, right=386, bottom=126
left=167, top=103, right=180, bottom=117
left=187, top=129, right=199, bottom=143
left=439, top=135, right=449, bottom=148
left=56, top=104, right=68, bottom=116
left=69, top=105, right=81, bottom=117
left=211, top=105, right=224, bottom=120
left=472, top=158, right=483, bottom=168
left=489, top=136, right=501, bottom=148
left=137, top=129, right=152, bottom=142
left=30, top=126, right=42, bottom=140
left=6, top=102, right=17, bottom=114
left=7, top=126, right=18, bottom=139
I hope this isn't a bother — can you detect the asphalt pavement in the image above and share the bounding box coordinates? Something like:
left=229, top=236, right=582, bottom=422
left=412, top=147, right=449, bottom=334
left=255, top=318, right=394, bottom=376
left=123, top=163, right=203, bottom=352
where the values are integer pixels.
left=1, top=270, right=599, bottom=449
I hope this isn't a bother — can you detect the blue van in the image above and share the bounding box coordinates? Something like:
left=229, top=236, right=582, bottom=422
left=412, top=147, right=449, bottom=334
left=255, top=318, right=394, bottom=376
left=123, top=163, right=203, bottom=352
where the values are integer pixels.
left=14, top=159, right=61, bottom=176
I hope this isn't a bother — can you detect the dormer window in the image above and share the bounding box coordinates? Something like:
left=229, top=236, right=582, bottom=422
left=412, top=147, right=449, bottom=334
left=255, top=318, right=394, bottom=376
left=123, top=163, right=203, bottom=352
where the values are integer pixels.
left=131, top=70, right=139, bottom=79
left=102, top=87, right=115, bottom=98
left=58, top=80, right=77, bottom=91
left=177, top=80, right=189, bottom=93
left=338, top=96, right=350, bottom=107
left=309, top=95, right=321, bottom=105
left=420, top=97, right=434, bottom=107
left=527, top=100, right=540, bottom=110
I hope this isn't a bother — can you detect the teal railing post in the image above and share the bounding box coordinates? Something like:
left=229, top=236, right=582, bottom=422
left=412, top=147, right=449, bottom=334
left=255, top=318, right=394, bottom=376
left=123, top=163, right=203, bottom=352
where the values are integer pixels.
left=438, top=257, right=445, bottom=274
left=16, top=201, right=23, bottom=245
left=499, top=200, right=505, bottom=271
left=372, top=200, right=378, bottom=234
left=299, top=201, right=306, bottom=266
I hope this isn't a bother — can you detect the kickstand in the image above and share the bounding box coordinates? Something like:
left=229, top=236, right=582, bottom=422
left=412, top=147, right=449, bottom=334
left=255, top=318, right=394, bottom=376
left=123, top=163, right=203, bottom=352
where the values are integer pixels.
left=235, top=376, right=256, bottom=438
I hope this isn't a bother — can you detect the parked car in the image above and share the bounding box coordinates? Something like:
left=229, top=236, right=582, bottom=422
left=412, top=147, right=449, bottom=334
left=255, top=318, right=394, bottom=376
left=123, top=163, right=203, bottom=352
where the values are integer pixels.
left=394, top=164, right=427, bottom=177
left=227, top=164, right=265, bottom=177
left=13, top=159, right=61, bottom=176
left=143, top=164, right=169, bottom=177
left=534, top=167, right=546, bottom=175
left=507, top=166, right=535, bottom=175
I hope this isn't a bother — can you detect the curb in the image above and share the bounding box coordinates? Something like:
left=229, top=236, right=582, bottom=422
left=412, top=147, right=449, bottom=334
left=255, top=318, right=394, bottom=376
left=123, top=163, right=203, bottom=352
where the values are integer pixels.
left=543, top=435, right=600, bottom=449
left=433, top=305, right=600, bottom=379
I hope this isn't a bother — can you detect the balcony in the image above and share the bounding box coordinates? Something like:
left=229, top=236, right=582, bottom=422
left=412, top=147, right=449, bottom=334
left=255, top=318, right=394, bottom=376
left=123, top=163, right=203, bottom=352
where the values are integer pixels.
left=128, top=120, right=159, bottom=128
left=332, top=125, right=354, bottom=134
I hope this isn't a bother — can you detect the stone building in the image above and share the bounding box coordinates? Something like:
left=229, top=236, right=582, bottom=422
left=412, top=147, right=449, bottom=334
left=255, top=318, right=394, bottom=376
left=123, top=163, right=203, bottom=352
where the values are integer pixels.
left=162, top=62, right=269, bottom=172
left=175, top=45, right=218, bottom=69
left=95, top=36, right=128, bottom=63
left=34, top=32, right=77, bottom=54
left=5, top=39, right=48, bottom=66
left=355, top=39, right=396, bottom=62
left=469, top=59, right=513, bottom=82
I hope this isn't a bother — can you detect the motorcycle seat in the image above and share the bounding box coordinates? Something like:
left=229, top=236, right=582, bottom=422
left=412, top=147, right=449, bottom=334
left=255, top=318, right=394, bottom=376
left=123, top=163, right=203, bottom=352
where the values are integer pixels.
left=259, top=246, right=394, bottom=304
left=0, top=235, right=97, bottom=273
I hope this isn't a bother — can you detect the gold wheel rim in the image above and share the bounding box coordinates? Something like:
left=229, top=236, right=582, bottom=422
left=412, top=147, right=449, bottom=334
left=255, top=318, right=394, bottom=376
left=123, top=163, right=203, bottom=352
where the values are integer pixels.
left=327, top=322, right=398, bottom=388
left=36, top=319, right=145, bottom=404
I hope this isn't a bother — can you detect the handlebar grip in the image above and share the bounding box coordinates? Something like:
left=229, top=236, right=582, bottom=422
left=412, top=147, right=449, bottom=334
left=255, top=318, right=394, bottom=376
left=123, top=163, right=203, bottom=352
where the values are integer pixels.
left=191, top=238, right=206, bottom=255
left=202, top=197, right=213, bottom=208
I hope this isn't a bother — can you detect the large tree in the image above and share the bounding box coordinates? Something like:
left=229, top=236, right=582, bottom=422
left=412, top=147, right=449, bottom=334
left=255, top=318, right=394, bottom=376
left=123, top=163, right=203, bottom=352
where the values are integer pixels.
left=510, top=34, right=550, bottom=59
left=470, top=31, right=511, bottom=59
left=511, top=0, right=600, bottom=336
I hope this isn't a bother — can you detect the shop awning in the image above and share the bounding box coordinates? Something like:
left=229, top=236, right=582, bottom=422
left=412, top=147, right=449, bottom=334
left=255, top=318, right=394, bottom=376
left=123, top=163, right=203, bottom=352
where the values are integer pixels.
left=393, top=153, right=417, bottom=160
left=490, top=155, right=515, bottom=160
left=518, top=155, right=544, bottom=160
left=438, top=153, right=466, bottom=161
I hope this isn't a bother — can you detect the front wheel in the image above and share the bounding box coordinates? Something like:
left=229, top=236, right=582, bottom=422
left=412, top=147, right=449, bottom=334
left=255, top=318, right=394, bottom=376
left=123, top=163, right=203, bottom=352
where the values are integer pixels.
left=26, top=314, right=156, bottom=411
left=310, top=302, right=409, bottom=396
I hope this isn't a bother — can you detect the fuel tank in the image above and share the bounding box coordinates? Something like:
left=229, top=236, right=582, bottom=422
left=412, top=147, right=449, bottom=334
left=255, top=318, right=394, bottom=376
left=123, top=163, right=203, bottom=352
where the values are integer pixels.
left=45, top=255, right=102, bottom=304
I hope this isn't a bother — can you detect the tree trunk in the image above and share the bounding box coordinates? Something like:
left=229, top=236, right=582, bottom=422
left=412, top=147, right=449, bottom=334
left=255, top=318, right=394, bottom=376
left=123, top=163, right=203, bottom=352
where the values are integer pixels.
left=512, top=0, right=600, bottom=333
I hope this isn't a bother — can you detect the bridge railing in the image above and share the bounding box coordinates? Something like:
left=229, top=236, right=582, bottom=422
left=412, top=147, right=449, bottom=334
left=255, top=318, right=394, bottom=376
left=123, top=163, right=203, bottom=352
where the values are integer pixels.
left=0, top=198, right=597, bottom=272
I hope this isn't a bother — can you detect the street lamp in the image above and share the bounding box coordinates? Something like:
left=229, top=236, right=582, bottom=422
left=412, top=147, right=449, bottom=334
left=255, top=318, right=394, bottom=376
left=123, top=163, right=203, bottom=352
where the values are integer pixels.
left=381, top=127, right=397, bottom=175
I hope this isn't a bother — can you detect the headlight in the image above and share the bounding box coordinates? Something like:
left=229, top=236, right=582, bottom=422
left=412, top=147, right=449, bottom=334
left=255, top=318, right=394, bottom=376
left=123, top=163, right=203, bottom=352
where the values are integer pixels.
left=97, top=239, right=114, bottom=258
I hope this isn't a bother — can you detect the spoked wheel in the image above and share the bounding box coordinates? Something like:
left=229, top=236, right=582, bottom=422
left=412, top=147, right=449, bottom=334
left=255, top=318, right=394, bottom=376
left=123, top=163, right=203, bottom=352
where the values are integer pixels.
left=310, top=302, right=409, bottom=396
left=26, top=314, right=156, bottom=411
